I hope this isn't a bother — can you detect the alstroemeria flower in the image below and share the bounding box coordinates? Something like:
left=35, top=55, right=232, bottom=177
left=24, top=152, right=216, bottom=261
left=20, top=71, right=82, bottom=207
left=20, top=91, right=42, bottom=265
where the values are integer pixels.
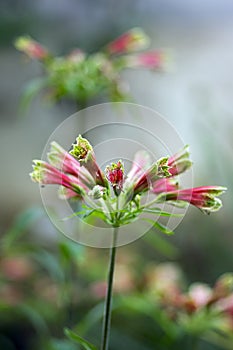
left=167, top=145, right=192, bottom=176
left=215, top=294, right=233, bottom=318
left=156, top=186, right=226, bottom=213
left=15, top=28, right=169, bottom=105
left=152, top=178, right=179, bottom=194
left=186, top=283, right=213, bottom=310
left=126, top=150, right=151, bottom=183
left=133, top=163, right=160, bottom=195
left=31, top=138, right=226, bottom=228
left=70, top=135, right=107, bottom=188
left=15, top=36, right=49, bottom=60
left=124, top=51, right=167, bottom=70
left=30, top=160, right=86, bottom=198
left=48, top=141, right=97, bottom=189
left=105, top=28, right=150, bottom=55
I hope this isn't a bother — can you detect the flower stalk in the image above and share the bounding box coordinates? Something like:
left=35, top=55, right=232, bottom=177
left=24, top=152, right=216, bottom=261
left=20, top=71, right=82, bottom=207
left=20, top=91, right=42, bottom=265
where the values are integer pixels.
left=101, top=227, right=118, bottom=350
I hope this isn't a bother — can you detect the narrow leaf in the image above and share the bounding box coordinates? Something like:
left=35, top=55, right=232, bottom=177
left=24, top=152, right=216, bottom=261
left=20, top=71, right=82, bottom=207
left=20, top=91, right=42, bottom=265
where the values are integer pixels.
left=61, top=210, right=91, bottom=221
left=64, top=328, right=97, bottom=350
left=143, top=207, right=183, bottom=217
left=142, top=218, right=174, bottom=235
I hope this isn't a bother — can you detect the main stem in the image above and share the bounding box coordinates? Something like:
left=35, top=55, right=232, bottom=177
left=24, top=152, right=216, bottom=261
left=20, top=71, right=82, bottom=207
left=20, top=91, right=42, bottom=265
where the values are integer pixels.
left=101, top=227, right=118, bottom=350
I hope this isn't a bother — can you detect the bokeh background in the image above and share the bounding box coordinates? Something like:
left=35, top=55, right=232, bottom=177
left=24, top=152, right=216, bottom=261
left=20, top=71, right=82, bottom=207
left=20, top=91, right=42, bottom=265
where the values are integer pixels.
left=0, top=1, right=233, bottom=349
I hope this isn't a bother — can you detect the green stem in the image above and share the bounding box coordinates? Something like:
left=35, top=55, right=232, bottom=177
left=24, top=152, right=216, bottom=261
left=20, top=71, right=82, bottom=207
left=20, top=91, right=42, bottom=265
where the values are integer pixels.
left=100, top=227, right=118, bottom=350
left=141, top=197, right=161, bottom=209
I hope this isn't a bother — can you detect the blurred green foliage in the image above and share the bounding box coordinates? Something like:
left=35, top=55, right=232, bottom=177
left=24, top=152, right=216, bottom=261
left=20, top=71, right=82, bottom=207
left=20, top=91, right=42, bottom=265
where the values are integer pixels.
left=1, top=208, right=233, bottom=349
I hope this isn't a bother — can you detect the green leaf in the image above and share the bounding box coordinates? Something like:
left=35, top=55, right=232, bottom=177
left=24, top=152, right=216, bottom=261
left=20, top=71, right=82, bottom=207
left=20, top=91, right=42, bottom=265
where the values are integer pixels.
left=143, top=207, right=183, bottom=217
left=142, top=218, right=174, bottom=235
left=61, top=209, right=88, bottom=221
left=152, top=221, right=174, bottom=235
left=64, top=328, right=97, bottom=350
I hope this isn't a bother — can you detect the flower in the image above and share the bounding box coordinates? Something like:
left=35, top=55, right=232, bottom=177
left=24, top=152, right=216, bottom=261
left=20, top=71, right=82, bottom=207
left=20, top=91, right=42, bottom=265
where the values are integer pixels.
left=105, top=28, right=150, bottom=55
left=70, top=135, right=107, bottom=188
left=15, top=36, right=49, bottom=60
left=213, top=273, right=233, bottom=299
left=133, top=163, right=159, bottom=195
left=215, top=294, right=233, bottom=318
left=15, top=28, right=167, bottom=106
left=30, top=137, right=226, bottom=228
left=186, top=283, right=212, bottom=310
left=30, top=160, right=86, bottom=198
left=126, top=150, right=151, bottom=183
left=124, top=51, right=168, bottom=70
left=167, top=145, right=192, bottom=176
left=66, top=49, right=86, bottom=63
left=156, top=186, right=226, bottom=213
left=152, top=178, right=179, bottom=194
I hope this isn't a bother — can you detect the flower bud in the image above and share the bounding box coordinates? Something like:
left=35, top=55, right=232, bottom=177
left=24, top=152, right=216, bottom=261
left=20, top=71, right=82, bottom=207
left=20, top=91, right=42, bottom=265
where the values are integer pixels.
left=106, top=28, right=150, bottom=55
left=156, top=186, right=227, bottom=213
left=152, top=178, right=179, bottom=194
left=88, top=185, right=106, bottom=200
left=168, top=145, right=192, bottom=176
left=15, top=36, right=49, bottom=60
left=124, top=50, right=168, bottom=70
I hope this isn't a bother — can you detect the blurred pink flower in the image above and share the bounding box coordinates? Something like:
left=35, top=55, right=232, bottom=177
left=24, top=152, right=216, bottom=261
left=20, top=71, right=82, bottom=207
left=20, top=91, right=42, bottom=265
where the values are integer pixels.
left=15, top=36, right=49, bottom=60
left=90, top=281, right=107, bottom=299
left=125, top=51, right=167, bottom=70
left=216, top=294, right=233, bottom=318
left=187, top=283, right=212, bottom=309
left=213, top=273, right=233, bottom=299
left=113, top=264, right=134, bottom=293
left=1, top=256, right=33, bottom=281
left=106, top=28, right=149, bottom=55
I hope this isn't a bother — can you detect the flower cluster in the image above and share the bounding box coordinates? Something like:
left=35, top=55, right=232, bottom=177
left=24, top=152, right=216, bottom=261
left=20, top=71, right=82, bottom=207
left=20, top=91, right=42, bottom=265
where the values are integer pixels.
left=30, top=136, right=226, bottom=230
left=146, top=263, right=233, bottom=332
left=15, top=28, right=168, bottom=105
